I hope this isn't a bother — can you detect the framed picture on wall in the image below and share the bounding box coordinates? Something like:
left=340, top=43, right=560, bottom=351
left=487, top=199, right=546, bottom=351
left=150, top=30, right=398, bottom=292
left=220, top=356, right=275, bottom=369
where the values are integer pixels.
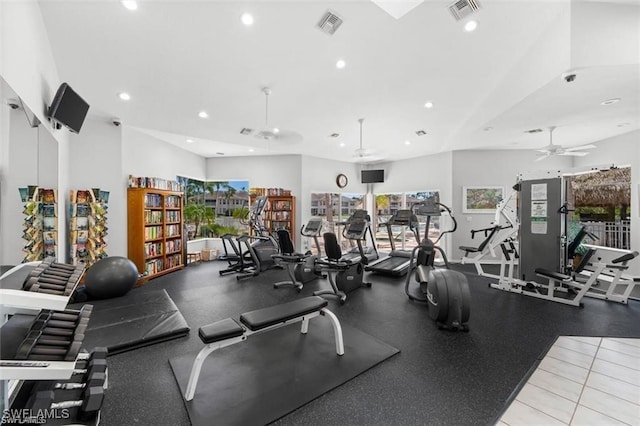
left=462, top=186, right=504, bottom=213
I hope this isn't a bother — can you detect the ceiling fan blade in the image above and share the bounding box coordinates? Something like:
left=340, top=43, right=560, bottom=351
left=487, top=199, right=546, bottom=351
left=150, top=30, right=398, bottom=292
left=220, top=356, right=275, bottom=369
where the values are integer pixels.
left=559, top=151, right=589, bottom=156
left=564, top=144, right=596, bottom=152
left=535, top=153, right=550, bottom=162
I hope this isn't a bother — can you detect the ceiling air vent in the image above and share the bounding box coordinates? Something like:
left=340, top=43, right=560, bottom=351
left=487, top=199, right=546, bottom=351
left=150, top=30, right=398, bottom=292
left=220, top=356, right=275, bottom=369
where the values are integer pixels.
left=448, top=0, right=481, bottom=21
left=240, top=128, right=254, bottom=135
left=525, top=128, right=543, bottom=134
left=317, top=10, right=343, bottom=35
left=415, top=130, right=427, bottom=136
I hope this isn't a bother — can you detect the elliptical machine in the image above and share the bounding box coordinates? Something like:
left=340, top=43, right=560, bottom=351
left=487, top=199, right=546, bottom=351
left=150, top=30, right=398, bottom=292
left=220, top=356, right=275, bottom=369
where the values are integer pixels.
left=235, top=196, right=280, bottom=280
left=404, top=200, right=470, bottom=331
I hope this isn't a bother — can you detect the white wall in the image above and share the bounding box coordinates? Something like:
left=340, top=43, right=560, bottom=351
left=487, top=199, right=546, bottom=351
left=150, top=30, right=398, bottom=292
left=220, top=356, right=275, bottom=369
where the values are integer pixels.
left=123, top=127, right=207, bottom=182
left=572, top=130, right=639, bottom=275
left=0, top=1, right=70, bottom=263
left=0, top=1, right=64, bottom=145
left=452, top=149, right=572, bottom=262
left=67, top=118, right=127, bottom=257
left=2, top=108, right=41, bottom=264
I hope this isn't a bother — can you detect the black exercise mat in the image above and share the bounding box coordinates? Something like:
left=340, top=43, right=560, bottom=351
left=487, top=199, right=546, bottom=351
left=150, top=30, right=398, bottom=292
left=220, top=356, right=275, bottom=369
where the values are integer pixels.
left=69, top=288, right=190, bottom=355
left=169, top=320, right=399, bottom=426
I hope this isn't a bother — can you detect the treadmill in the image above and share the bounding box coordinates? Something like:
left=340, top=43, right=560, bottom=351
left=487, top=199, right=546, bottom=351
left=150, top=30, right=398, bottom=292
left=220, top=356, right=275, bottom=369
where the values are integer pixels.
left=337, top=210, right=379, bottom=264
left=365, top=209, right=420, bottom=276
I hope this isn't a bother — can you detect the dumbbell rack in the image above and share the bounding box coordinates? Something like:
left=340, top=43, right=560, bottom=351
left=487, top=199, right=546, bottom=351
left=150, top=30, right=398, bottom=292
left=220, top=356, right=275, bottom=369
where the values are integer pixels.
left=0, top=259, right=103, bottom=423
left=0, top=258, right=85, bottom=313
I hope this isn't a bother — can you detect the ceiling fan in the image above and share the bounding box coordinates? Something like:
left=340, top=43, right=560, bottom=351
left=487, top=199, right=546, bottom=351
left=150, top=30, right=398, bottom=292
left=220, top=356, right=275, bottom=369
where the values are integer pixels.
left=535, top=126, right=596, bottom=162
left=243, top=88, right=302, bottom=145
left=352, top=118, right=383, bottom=163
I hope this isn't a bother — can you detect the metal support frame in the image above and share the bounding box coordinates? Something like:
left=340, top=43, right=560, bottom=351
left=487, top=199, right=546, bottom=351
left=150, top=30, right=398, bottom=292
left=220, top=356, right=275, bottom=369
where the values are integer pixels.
left=491, top=242, right=637, bottom=307
left=185, top=307, right=344, bottom=401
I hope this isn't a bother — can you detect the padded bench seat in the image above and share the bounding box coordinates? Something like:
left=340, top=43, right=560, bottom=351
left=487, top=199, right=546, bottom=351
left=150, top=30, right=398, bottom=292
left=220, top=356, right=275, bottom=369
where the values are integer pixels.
left=186, top=296, right=344, bottom=401
left=240, top=296, right=328, bottom=331
left=535, top=268, right=571, bottom=282
left=199, top=318, right=244, bottom=344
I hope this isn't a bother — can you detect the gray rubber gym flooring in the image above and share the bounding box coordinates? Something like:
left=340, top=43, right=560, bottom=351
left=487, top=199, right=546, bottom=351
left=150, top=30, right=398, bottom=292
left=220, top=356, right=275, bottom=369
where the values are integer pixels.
left=83, top=261, right=640, bottom=425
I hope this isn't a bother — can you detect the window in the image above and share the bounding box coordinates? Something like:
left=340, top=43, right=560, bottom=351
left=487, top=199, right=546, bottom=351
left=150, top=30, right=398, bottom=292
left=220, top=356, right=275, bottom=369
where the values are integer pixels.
left=177, top=177, right=250, bottom=239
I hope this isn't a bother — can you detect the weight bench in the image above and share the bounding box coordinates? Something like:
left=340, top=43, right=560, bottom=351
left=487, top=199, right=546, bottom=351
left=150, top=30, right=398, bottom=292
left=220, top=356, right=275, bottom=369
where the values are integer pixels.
left=185, top=296, right=344, bottom=401
left=533, top=250, right=639, bottom=307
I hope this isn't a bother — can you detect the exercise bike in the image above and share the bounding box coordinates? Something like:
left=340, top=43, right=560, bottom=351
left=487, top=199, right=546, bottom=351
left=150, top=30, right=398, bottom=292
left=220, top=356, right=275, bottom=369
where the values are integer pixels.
left=315, top=220, right=372, bottom=304
left=294, top=218, right=327, bottom=284
left=271, top=219, right=326, bottom=291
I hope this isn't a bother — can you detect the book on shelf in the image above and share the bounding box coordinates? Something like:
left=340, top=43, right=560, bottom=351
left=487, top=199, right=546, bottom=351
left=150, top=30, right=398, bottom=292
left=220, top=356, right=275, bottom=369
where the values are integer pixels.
left=43, top=231, right=57, bottom=245
left=70, top=216, right=88, bottom=230
left=41, top=189, right=57, bottom=203
left=43, top=244, right=56, bottom=257
left=128, top=175, right=184, bottom=192
left=42, top=204, right=56, bottom=217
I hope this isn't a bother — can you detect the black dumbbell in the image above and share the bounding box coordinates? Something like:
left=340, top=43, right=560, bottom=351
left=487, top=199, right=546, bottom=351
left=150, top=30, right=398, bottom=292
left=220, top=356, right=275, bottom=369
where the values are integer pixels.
left=38, top=305, right=93, bottom=323
left=28, top=318, right=89, bottom=342
left=27, top=386, right=105, bottom=420
left=15, top=330, right=85, bottom=360
left=48, top=262, right=79, bottom=272
left=23, top=276, right=74, bottom=291
left=72, top=357, right=108, bottom=377
left=52, top=372, right=106, bottom=390
left=34, top=334, right=78, bottom=347
left=42, top=268, right=74, bottom=278
left=24, top=279, right=68, bottom=292
left=77, top=347, right=108, bottom=362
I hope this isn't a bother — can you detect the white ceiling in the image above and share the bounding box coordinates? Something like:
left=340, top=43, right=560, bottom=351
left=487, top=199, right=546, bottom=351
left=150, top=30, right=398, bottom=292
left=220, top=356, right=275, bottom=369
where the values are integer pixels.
left=37, top=0, right=639, bottom=163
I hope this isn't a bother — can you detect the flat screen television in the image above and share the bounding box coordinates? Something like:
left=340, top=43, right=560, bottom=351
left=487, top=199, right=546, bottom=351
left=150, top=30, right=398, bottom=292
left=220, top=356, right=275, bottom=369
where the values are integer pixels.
left=361, top=169, right=384, bottom=183
left=48, top=83, right=89, bottom=133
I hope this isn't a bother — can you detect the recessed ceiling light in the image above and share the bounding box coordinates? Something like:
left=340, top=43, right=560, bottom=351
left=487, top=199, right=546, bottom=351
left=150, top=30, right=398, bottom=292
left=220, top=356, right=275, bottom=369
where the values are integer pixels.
left=186, top=139, right=194, bottom=143
left=118, top=92, right=131, bottom=101
left=241, top=13, right=254, bottom=26
left=424, top=101, right=434, bottom=109
left=198, top=111, right=209, bottom=119
left=336, top=59, right=346, bottom=69
left=339, top=142, right=345, bottom=147
left=404, top=140, right=411, bottom=145
left=600, top=98, right=621, bottom=105
left=249, top=148, right=255, bottom=152
left=273, top=128, right=280, bottom=134
left=121, top=1, right=138, bottom=11
left=464, top=20, right=478, bottom=32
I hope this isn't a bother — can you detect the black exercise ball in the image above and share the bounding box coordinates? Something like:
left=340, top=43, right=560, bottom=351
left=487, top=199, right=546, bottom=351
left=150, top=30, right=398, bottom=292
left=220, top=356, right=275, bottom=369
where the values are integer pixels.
left=84, top=256, right=138, bottom=299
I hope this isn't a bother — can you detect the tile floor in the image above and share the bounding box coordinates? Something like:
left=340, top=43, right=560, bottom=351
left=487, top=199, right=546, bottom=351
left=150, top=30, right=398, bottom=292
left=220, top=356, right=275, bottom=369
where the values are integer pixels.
left=498, top=336, right=640, bottom=425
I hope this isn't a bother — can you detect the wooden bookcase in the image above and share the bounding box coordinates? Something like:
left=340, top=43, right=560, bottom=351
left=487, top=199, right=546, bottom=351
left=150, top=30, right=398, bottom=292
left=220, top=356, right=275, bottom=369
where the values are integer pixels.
left=251, top=194, right=296, bottom=240
left=127, top=188, right=184, bottom=281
